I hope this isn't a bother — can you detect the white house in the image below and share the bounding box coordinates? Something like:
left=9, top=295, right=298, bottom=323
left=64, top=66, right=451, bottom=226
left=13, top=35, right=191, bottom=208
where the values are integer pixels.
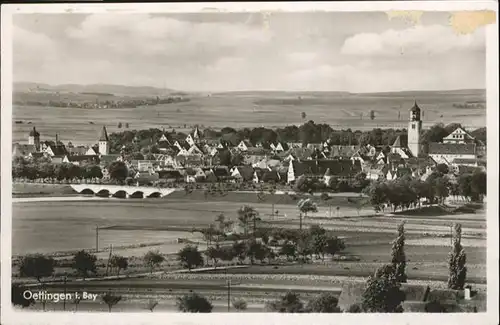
left=237, top=140, right=253, bottom=152
left=443, top=127, right=475, bottom=144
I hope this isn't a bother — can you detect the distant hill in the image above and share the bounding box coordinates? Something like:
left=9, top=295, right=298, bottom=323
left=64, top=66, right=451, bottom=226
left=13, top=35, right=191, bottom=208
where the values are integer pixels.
left=212, top=90, right=351, bottom=98
left=212, top=89, right=486, bottom=99
left=13, top=82, right=179, bottom=97
left=353, top=89, right=486, bottom=97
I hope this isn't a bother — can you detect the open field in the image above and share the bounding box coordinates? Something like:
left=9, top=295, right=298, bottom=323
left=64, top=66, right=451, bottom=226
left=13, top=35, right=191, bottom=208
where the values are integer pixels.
left=12, top=195, right=486, bottom=284
left=12, top=89, right=486, bottom=144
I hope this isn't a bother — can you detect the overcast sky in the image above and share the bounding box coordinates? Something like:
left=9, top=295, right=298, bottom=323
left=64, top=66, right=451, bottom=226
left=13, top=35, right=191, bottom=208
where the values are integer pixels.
left=12, top=12, right=486, bottom=93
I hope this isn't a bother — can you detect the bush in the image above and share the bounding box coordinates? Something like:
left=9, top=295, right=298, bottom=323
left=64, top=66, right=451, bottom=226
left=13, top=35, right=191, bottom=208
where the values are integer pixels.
left=177, top=293, right=213, bottom=313
left=232, top=298, right=248, bottom=311
left=19, top=254, right=55, bottom=281
left=306, top=293, right=341, bottom=313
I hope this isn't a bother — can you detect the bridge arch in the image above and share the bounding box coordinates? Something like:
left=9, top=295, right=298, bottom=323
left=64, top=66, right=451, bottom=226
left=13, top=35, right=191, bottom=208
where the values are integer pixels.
left=96, top=189, right=110, bottom=197
left=80, top=188, right=95, bottom=195
left=147, top=192, right=162, bottom=198
left=129, top=191, right=144, bottom=199
left=112, top=190, right=128, bottom=198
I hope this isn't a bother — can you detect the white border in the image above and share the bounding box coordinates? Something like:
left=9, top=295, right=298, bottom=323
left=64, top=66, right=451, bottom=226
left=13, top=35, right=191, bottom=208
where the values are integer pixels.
left=1, top=2, right=498, bottom=325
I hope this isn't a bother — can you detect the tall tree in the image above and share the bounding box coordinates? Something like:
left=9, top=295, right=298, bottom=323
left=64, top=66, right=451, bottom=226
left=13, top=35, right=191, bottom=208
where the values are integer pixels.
left=448, top=223, right=467, bottom=290
left=101, top=292, right=122, bottom=312
left=237, top=205, right=259, bottom=237
left=178, top=245, right=204, bottom=270
left=72, top=250, right=97, bottom=280
left=391, top=222, right=407, bottom=283
left=361, top=264, right=405, bottom=313
left=107, top=161, right=128, bottom=184
left=297, top=198, right=318, bottom=230
left=143, top=250, right=165, bottom=274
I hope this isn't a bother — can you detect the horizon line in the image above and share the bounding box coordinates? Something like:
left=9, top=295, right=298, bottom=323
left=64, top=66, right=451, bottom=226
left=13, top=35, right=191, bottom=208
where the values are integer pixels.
left=13, top=81, right=486, bottom=95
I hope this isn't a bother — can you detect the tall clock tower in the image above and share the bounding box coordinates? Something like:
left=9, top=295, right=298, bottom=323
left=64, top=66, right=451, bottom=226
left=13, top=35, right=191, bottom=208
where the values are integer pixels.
left=408, top=101, right=422, bottom=157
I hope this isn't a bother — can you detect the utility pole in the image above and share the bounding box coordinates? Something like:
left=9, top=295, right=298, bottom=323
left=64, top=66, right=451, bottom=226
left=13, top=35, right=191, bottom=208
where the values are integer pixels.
left=95, top=225, right=99, bottom=252
left=63, top=272, right=67, bottom=311
left=227, top=279, right=231, bottom=312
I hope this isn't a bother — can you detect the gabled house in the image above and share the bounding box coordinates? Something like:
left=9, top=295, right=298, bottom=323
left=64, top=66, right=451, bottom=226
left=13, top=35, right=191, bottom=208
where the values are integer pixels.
left=86, top=146, right=99, bottom=156
left=231, top=166, right=255, bottom=182
left=188, top=145, right=203, bottom=155
left=367, top=165, right=389, bottom=181
left=185, top=134, right=196, bottom=146
left=386, top=167, right=412, bottom=181
left=12, top=144, right=37, bottom=158
left=51, top=155, right=65, bottom=164
left=67, top=145, right=88, bottom=156
left=62, top=155, right=99, bottom=166
left=44, top=144, right=68, bottom=157
left=328, top=145, right=359, bottom=159
left=237, top=140, right=254, bottom=152
left=212, top=166, right=231, bottom=182
left=134, top=171, right=159, bottom=185
left=350, top=150, right=370, bottom=165
left=442, top=127, right=475, bottom=144
left=428, top=143, right=476, bottom=165
left=158, top=132, right=171, bottom=144
left=252, top=158, right=281, bottom=170
left=391, top=135, right=412, bottom=159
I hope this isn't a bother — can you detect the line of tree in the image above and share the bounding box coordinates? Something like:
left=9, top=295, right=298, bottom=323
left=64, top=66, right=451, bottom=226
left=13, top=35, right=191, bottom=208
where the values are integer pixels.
left=12, top=156, right=103, bottom=181
left=13, top=96, right=189, bottom=109
left=363, top=169, right=487, bottom=212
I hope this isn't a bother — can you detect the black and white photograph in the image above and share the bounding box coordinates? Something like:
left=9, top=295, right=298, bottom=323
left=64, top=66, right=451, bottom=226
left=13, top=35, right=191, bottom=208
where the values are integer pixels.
left=1, top=2, right=498, bottom=324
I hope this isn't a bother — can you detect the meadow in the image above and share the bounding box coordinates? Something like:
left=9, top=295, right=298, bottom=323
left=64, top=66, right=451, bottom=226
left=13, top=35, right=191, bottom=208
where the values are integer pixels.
left=12, top=89, right=486, bottom=144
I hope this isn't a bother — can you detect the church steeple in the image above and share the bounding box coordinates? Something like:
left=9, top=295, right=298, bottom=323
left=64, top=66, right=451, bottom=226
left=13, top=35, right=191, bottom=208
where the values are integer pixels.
left=409, top=100, right=421, bottom=121
left=98, top=126, right=109, bottom=155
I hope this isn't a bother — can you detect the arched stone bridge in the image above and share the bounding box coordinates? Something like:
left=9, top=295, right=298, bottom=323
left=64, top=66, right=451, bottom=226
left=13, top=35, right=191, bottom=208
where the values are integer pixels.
left=70, top=184, right=177, bottom=198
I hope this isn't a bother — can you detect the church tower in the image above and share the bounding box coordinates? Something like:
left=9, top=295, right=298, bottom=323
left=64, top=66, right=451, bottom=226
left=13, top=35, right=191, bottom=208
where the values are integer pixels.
left=98, top=126, right=109, bottom=155
left=28, top=127, right=40, bottom=152
left=408, top=101, right=422, bottom=157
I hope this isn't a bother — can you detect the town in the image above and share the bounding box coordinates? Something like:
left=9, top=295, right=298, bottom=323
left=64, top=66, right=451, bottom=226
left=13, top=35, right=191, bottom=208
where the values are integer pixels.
left=12, top=102, right=487, bottom=195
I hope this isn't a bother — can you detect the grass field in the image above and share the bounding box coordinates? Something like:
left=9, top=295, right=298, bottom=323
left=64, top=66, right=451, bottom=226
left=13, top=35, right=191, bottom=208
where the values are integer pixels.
left=12, top=90, right=486, bottom=144
left=12, top=194, right=486, bottom=284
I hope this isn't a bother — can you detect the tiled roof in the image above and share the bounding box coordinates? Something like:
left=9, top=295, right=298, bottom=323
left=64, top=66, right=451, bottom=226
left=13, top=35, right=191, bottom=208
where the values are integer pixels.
left=428, top=143, right=476, bottom=155
left=329, top=145, right=359, bottom=158
left=158, top=170, right=183, bottom=179
left=99, top=126, right=109, bottom=142
left=452, top=158, right=478, bottom=165
left=67, top=146, right=88, bottom=155
left=212, top=166, right=230, bottom=177
left=48, top=145, right=68, bottom=156
left=66, top=155, right=99, bottom=162
left=262, top=170, right=280, bottom=182
left=291, top=159, right=361, bottom=177
left=392, top=135, right=408, bottom=148
left=235, top=166, right=254, bottom=181
left=13, top=144, right=37, bottom=156
left=100, top=154, right=120, bottom=164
